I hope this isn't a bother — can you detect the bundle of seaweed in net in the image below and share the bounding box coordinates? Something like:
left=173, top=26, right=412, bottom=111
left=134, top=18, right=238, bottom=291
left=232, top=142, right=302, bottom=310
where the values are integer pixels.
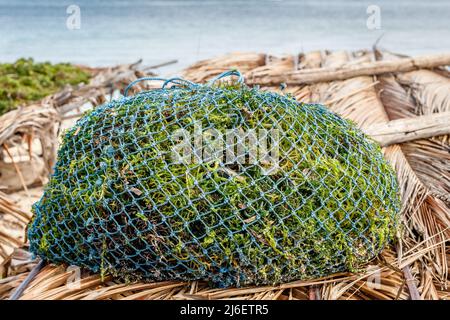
left=28, top=71, right=400, bottom=288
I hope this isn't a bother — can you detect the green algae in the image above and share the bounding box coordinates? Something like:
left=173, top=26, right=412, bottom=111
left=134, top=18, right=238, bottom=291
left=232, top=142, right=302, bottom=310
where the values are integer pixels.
left=28, top=82, right=401, bottom=287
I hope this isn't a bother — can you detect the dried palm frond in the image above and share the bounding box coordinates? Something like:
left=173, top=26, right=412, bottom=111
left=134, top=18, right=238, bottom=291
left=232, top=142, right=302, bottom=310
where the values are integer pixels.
left=0, top=105, right=59, bottom=191
left=376, top=70, right=450, bottom=285
left=0, top=192, right=30, bottom=270
left=182, top=52, right=266, bottom=83
left=308, top=50, right=386, bottom=129
left=2, top=245, right=447, bottom=300
left=397, top=70, right=450, bottom=114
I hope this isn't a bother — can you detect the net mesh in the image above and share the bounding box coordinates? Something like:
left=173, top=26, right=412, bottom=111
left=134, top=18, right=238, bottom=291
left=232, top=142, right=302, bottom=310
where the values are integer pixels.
left=28, top=71, right=400, bottom=287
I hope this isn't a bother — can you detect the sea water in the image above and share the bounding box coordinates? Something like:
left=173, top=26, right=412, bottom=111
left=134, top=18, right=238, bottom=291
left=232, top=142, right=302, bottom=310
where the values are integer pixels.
left=0, top=0, right=449, bottom=73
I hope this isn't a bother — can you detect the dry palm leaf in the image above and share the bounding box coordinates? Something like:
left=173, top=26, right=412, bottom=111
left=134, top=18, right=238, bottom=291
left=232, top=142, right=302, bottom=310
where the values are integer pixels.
left=2, top=246, right=445, bottom=300
left=182, top=52, right=266, bottom=83
left=377, top=72, right=450, bottom=286
left=397, top=70, right=450, bottom=115
left=0, top=192, right=30, bottom=270
left=0, top=104, right=59, bottom=188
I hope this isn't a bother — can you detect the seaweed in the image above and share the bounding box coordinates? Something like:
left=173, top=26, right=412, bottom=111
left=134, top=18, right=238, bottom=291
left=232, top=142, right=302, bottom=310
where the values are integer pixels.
left=28, top=81, right=401, bottom=287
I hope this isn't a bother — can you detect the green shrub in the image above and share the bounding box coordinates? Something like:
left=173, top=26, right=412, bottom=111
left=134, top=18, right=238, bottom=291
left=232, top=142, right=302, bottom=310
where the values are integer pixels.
left=0, top=58, right=90, bottom=116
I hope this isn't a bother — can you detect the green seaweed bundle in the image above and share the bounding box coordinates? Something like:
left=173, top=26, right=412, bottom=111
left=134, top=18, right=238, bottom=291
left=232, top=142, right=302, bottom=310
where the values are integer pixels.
left=28, top=72, right=400, bottom=287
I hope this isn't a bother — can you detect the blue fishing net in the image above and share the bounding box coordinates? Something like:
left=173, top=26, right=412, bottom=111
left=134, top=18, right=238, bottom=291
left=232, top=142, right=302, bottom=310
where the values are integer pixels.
left=28, top=70, right=400, bottom=287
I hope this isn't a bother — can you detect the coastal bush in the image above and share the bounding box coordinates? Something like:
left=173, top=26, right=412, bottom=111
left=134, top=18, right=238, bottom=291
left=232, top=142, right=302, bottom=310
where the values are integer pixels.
left=0, top=58, right=90, bottom=116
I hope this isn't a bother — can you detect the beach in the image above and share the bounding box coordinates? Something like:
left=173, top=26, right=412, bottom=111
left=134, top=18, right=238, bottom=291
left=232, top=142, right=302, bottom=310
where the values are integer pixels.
left=0, top=0, right=449, bottom=302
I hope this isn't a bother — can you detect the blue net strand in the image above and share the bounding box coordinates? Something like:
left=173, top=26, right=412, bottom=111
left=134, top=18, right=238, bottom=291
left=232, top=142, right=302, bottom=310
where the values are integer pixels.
left=28, top=71, right=401, bottom=288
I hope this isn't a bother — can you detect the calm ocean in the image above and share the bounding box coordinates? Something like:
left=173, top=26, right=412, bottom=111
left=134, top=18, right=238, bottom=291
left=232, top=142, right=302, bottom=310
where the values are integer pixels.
left=1, top=0, right=449, bottom=73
